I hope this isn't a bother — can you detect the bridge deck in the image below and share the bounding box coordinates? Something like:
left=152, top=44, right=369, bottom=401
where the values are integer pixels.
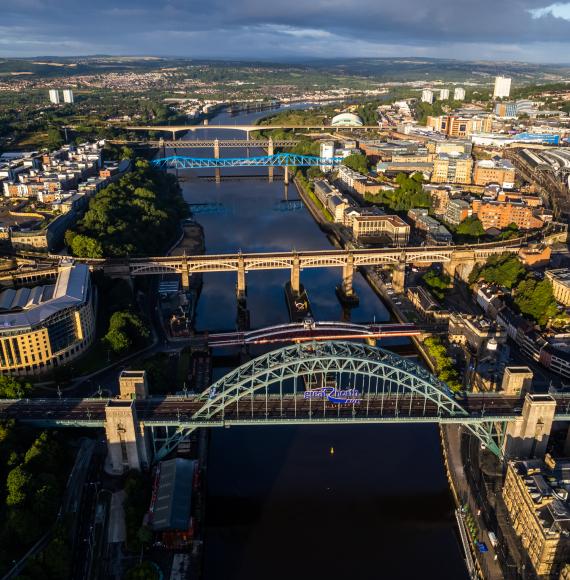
left=2, top=393, right=565, bottom=428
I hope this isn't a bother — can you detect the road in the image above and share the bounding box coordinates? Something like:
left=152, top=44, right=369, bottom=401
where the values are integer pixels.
left=0, top=393, right=557, bottom=426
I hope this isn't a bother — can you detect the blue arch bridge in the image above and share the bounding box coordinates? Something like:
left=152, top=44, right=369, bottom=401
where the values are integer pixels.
left=151, top=153, right=343, bottom=169
left=0, top=342, right=567, bottom=470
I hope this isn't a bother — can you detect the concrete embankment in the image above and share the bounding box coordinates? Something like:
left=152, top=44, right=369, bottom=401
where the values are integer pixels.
left=169, top=220, right=205, bottom=256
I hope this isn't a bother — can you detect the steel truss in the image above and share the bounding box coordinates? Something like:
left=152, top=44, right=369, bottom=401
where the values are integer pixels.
left=151, top=153, right=343, bottom=169
left=151, top=341, right=505, bottom=461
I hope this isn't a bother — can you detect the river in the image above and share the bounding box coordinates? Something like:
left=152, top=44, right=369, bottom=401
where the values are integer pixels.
left=174, top=107, right=468, bottom=580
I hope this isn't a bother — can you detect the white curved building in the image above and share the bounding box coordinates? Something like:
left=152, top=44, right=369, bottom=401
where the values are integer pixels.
left=331, top=112, right=364, bottom=127
left=0, top=264, right=95, bottom=376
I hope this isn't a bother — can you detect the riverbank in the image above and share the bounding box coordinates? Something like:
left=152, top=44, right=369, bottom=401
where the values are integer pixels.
left=169, top=220, right=205, bottom=256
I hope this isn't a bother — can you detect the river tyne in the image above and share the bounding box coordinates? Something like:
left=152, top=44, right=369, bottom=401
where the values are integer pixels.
left=173, top=107, right=469, bottom=580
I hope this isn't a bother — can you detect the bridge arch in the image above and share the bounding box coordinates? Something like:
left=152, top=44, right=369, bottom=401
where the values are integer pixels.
left=153, top=342, right=503, bottom=460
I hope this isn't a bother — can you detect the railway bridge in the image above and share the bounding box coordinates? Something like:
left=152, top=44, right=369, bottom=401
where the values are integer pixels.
left=0, top=342, right=565, bottom=472
left=0, top=239, right=526, bottom=299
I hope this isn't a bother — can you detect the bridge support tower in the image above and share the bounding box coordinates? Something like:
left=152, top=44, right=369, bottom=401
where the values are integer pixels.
left=268, top=137, right=274, bottom=183
left=213, top=139, right=220, bottom=160
left=284, top=166, right=289, bottom=185
left=105, top=400, right=151, bottom=475
left=180, top=258, right=190, bottom=292
left=392, top=260, right=406, bottom=294
left=236, top=255, right=247, bottom=301
left=291, top=254, right=301, bottom=296
left=337, top=253, right=359, bottom=306
left=503, top=394, right=556, bottom=460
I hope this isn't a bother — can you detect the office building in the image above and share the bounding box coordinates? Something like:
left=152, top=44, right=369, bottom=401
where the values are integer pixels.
left=494, top=102, right=518, bottom=118
left=319, top=141, right=335, bottom=172
left=351, top=214, right=410, bottom=245
left=432, top=152, right=473, bottom=184
left=473, top=158, right=516, bottom=189
left=546, top=269, right=570, bottom=307
left=0, top=264, right=95, bottom=376
left=448, top=313, right=506, bottom=353
left=439, top=89, right=450, bottom=100
left=503, top=458, right=570, bottom=578
left=48, top=89, right=60, bottom=104
left=62, top=89, right=74, bottom=104
left=471, top=199, right=543, bottom=231
left=426, top=115, right=493, bottom=138
left=445, top=198, right=470, bottom=225
left=493, top=76, right=512, bottom=98
left=421, top=89, right=434, bottom=104
left=407, top=208, right=453, bottom=244
left=453, top=87, right=465, bottom=101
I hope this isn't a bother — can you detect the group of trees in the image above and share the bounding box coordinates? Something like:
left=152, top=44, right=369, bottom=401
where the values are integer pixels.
left=470, top=253, right=563, bottom=327
left=103, top=311, right=149, bottom=355
left=0, top=375, right=32, bottom=399
left=342, top=153, right=369, bottom=174
left=423, top=338, right=461, bottom=392
left=66, top=160, right=188, bottom=258
left=469, top=253, right=527, bottom=289
left=124, top=471, right=153, bottom=552
left=0, top=424, right=71, bottom=577
left=365, top=172, right=431, bottom=212
left=455, top=217, right=485, bottom=240
left=423, top=271, right=451, bottom=300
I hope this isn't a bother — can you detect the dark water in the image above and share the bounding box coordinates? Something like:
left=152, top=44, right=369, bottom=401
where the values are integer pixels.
left=176, top=108, right=468, bottom=580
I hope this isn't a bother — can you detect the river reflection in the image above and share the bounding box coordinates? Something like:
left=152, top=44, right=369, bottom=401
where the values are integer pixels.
left=175, top=107, right=468, bottom=580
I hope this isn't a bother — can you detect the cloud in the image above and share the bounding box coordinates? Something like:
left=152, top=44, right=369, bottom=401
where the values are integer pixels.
left=1, top=0, right=570, bottom=61
left=529, top=2, right=570, bottom=20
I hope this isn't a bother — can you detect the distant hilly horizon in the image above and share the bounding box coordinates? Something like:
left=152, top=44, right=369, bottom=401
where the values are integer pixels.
left=0, top=55, right=569, bottom=83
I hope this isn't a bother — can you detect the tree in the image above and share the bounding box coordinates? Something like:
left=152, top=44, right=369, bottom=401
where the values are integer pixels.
left=423, top=271, right=450, bottom=300
left=103, top=311, right=149, bottom=354
left=0, top=376, right=32, bottom=399
left=67, top=233, right=104, bottom=259
left=424, top=338, right=462, bottom=392
left=514, top=279, right=559, bottom=327
left=6, top=465, right=31, bottom=506
left=125, top=561, right=159, bottom=580
left=342, top=153, right=369, bottom=175
left=306, top=166, right=324, bottom=180
left=46, top=128, right=63, bottom=150
left=456, top=217, right=485, bottom=238
left=469, top=253, right=526, bottom=289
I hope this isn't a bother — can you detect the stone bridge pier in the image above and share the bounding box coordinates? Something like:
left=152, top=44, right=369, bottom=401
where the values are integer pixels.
left=337, top=254, right=359, bottom=305
left=105, top=371, right=151, bottom=475
left=291, top=254, right=301, bottom=296
left=392, top=260, right=406, bottom=294
left=443, top=251, right=478, bottom=283
left=236, top=255, right=247, bottom=301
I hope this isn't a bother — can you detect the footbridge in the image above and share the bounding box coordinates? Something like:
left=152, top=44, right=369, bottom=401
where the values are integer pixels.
left=0, top=342, right=565, bottom=470
left=206, top=321, right=421, bottom=347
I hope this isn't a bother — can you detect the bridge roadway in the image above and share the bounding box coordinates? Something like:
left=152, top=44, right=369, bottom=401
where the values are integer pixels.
left=109, top=139, right=300, bottom=149
left=3, top=394, right=570, bottom=427
left=206, top=322, right=421, bottom=347
left=125, top=124, right=380, bottom=137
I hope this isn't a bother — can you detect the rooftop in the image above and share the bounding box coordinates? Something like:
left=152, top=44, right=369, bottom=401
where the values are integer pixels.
left=0, top=264, right=90, bottom=331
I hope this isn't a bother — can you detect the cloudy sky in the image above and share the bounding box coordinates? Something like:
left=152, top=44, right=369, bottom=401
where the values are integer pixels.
left=2, top=0, right=570, bottom=62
